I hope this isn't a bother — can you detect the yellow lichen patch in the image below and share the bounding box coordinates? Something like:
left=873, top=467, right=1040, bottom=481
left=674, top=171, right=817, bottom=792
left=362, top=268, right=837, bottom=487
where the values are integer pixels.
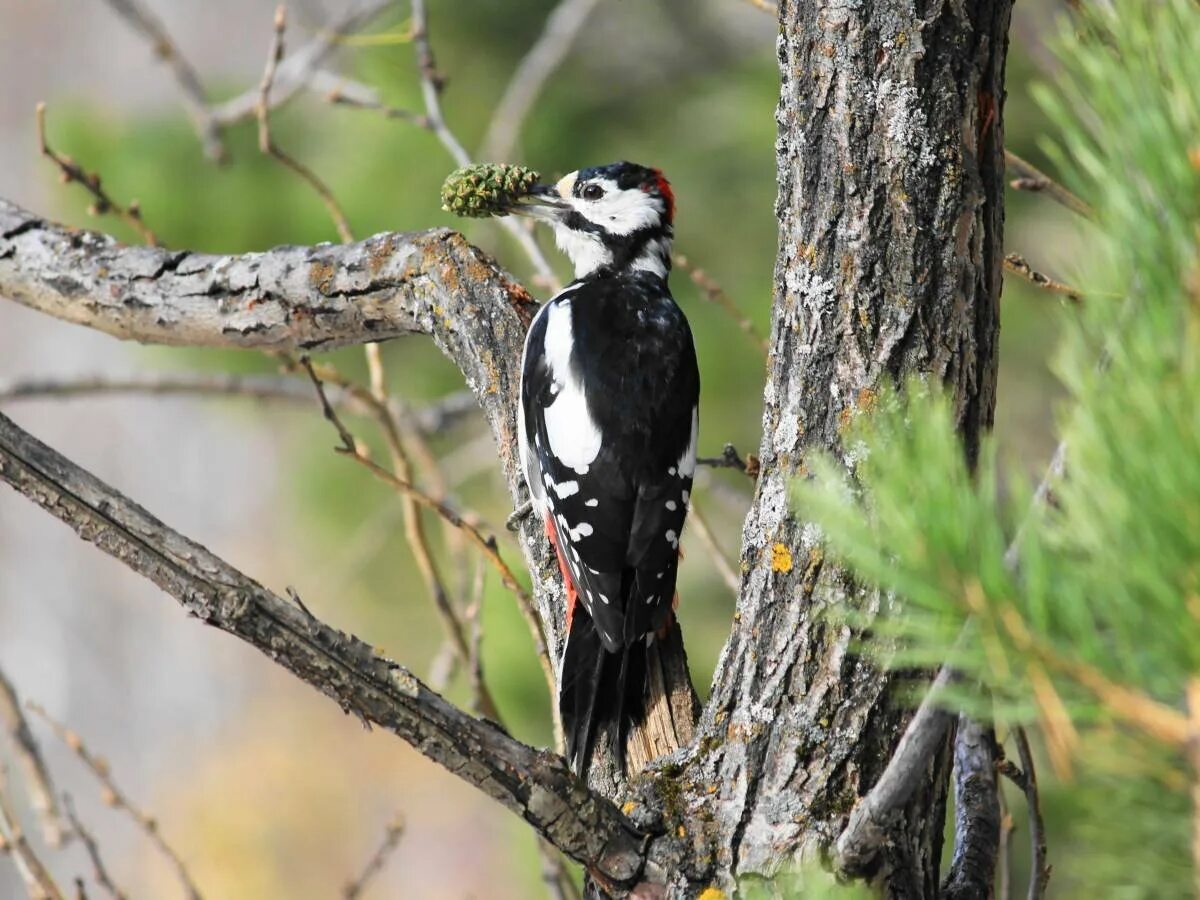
left=622, top=801, right=638, bottom=816
left=698, top=887, right=726, bottom=900
left=677, top=825, right=687, bottom=838
left=770, top=542, right=793, bottom=574
left=308, top=259, right=335, bottom=294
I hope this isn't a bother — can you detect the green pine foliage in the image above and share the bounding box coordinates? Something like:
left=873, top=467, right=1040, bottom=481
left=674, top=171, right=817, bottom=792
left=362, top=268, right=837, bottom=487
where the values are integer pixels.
left=793, top=1, right=1200, bottom=895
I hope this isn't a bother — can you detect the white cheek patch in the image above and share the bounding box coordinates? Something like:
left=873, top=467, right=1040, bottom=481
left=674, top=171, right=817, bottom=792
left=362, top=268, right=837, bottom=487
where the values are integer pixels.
left=542, top=301, right=602, bottom=473
left=593, top=187, right=664, bottom=236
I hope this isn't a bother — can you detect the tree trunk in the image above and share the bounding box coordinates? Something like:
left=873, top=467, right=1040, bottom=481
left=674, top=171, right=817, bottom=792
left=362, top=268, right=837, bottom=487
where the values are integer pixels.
left=664, top=0, right=1010, bottom=892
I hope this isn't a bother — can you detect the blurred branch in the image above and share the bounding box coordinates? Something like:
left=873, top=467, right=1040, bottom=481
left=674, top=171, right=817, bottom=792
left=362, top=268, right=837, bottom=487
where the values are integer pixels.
left=1004, top=150, right=1093, bottom=219
left=744, top=0, right=778, bottom=12
left=322, top=75, right=426, bottom=124
left=98, top=0, right=223, bottom=161
left=35, top=103, right=158, bottom=246
left=343, top=814, right=404, bottom=900
left=0, top=410, right=658, bottom=889
left=686, top=501, right=740, bottom=595
left=26, top=704, right=202, bottom=900
left=0, top=669, right=68, bottom=848
left=998, top=728, right=1052, bottom=900
left=0, top=768, right=65, bottom=900
left=1188, top=679, right=1200, bottom=899
left=257, top=5, right=354, bottom=244
left=674, top=254, right=768, bottom=354
left=480, top=0, right=604, bottom=162
left=62, top=795, right=126, bottom=900
left=1003, top=253, right=1083, bottom=304
left=0, top=373, right=480, bottom=435
left=941, top=717, right=1000, bottom=899
left=997, top=785, right=1013, bottom=900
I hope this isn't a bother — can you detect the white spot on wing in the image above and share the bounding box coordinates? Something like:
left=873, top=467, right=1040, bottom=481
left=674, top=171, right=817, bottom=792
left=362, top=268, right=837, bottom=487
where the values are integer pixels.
left=665, top=500, right=677, bottom=511
left=553, top=480, right=579, bottom=498
left=665, top=529, right=679, bottom=549
left=584, top=498, right=599, bottom=507
left=569, top=522, right=593, bottom=541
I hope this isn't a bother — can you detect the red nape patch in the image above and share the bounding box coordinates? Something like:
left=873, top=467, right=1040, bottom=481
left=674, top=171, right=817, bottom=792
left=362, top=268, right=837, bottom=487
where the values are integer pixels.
left=644, top=169, right=675, bottom=224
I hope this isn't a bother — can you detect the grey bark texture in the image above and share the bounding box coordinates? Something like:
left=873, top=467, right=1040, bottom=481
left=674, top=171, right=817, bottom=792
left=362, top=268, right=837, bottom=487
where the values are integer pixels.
left=0, top=0, right=1012, bottom=895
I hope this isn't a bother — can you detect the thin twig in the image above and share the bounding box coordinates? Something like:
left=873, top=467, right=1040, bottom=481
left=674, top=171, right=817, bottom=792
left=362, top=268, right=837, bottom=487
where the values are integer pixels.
left=1004, top=150, right=1093, bottom=219
left=256, top=5, right=354, bottom=244
left=409, top=0, right=558, bottom=289
left=342, top=814, right=405, bottom=899
left=35, top=103, right=157, bottom=246
left=997, top=786, right=1013, bottom=900
left=697, top=443, right=759, bottom=479
left=99, top=0, right=224, bottom=161
left=465, top=560, right=488, bottom=718
left=26, top=704, right=202, bottom=900
left=208, top=1, right=396, bottom=130
left=299, top=356, right=359, bottom=452
left=1004, top=254, right=1083, bottom=304
left=298, top=359, right=553, bottom=708
left=480, top=0, right=604, bottom=162
left=0, top=668, right=68, bottom=848
left=999, top=728, right=1051, bottom=900
left=323, top=79, right=426, bottom=125
left=61, top=795, right=126, bottom=900
left=686, top=500, right=740, bottom=595
left=0, top=372, right=479, bottom=435
left=0, top=767, right=66, bottom=900
left=674, top=253, right=768, bottom=354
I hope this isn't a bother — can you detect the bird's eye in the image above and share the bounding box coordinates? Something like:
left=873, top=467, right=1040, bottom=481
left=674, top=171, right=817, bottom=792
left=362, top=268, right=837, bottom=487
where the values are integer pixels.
left=581, top=184, right=605, bottom=201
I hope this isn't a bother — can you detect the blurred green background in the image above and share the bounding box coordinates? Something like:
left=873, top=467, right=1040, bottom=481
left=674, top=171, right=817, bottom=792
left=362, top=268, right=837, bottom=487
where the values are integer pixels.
left=0, top=1, right=1090, bottom=896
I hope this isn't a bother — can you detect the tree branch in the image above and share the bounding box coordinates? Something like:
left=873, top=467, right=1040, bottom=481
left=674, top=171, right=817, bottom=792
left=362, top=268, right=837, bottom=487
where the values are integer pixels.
left=0, top=408, right=656, bottom=887
left=941, top=717, right=1000, bottom=900
left=0, top=669, right=67, bottom=848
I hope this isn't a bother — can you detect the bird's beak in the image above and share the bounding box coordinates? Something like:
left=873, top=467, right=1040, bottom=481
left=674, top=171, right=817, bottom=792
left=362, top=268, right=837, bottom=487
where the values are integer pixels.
left=507, top=183, right=569, bottom=223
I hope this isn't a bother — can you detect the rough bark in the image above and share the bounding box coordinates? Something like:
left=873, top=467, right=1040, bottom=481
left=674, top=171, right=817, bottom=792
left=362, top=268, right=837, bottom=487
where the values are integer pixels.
left=668, top=0, right=1010, bottom=892
left=0, top=0, right=1012, bottom=893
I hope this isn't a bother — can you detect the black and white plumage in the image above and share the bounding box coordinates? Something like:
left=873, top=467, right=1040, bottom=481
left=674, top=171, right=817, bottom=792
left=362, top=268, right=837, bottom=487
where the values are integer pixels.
left=510, top=162, right=699, bottom=774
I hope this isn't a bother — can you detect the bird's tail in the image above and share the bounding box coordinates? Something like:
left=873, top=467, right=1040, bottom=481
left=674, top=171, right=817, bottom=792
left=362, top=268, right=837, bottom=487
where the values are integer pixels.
left=558, top=612, right=648, bottom=775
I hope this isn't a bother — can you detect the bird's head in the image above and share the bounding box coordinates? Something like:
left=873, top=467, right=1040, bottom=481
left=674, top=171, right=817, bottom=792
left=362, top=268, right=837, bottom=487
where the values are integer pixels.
left=510, top=161, right=675, bottom=280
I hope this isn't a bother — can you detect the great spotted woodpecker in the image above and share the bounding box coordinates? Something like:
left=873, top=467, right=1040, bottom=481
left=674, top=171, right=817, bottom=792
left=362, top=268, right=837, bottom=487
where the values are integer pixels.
left=508, top=162, right=699, bottom=774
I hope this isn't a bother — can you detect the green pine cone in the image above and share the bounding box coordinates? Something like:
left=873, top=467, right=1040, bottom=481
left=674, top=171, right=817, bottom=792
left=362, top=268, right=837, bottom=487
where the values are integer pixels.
left=440, top=164, right=541, bottom=218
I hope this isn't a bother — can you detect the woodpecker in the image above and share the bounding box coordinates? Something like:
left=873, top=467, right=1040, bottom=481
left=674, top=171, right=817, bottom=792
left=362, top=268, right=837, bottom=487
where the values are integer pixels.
left=508, top=162, right=699, bottom=775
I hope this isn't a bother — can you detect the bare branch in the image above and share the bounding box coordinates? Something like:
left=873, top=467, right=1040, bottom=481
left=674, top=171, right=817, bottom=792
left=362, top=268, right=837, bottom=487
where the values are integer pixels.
left=685, top=501, right=740, bottom=595
left=0, top=409, right=656, bottom=886
left=696, top=443, right=759, bottom=479
left=0, top=669, right=68, bottom=848
left=0, top=373, right=479, bottom=436
left=833, top=665, right=960, bottom=874
left=61, top=795, right=126, bottom=900
left=208, top=1, right=396, bottom=132
left=673, top=254, right=768, bottom=355
left=26, top=704, right=202, bottom=900
left=941, top=717, right=1000, bottom=900
left=998, top=728, right=1051, bottom=899
left=35, top=104, right=157, bottom=246
left=480, top=0, right=604, bottom=162
left=98, top=0, right=224, bottom=161
left=0, top=767, right=66, bottom=900
left=1003, top=254, right=1083, bottom=304
left=343, top=814, right=404, bottom=900
left=409, top=0, right=558, bottom=288
left=1004, top=150, right=1093, bottom=219
left=256, top=5, right=354, bottom=244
